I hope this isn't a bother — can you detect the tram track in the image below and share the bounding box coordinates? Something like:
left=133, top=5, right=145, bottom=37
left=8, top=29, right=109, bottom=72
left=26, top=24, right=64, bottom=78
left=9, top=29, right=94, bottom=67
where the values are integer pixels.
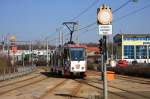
left=116, top=75, right=150, bottom=85
left=0, top=74, right=40, bottom=88
left=0, top=67, right=49, bottom=96
left=85, top=78, right=150, bottom=99
left=75, top=71, right=150, bottom=99
left=0, top=75, right=48, bottom=95
left=68, top=80, right=82, bottom=99
left=0, top=69, right=149, bottom=99
left=89, top=70, right=150, bottom=85
left=87, top=79, right=149, bottom=98
left=40, top=78, right=83, bottom=99
left=74, top=78, right=127, bottom=99
left=39, top=79, right=69, bottom=99
left=108, top=83, right=150, bottom=99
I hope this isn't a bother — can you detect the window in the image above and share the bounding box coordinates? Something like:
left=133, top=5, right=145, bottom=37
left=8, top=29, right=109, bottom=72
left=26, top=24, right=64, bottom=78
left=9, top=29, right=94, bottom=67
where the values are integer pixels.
left=136, top=46, right=147, bottom=59
left=124, top=46, right=134, bottom=59
left=140, top=38, right=147, bottom=40
left=123, top=38, right=127, bottom=40
left=70, top=48, right=85, bottom=61
left=143, top=38, right=147, bottom=40
left=134, top=38, right=138, bottom=40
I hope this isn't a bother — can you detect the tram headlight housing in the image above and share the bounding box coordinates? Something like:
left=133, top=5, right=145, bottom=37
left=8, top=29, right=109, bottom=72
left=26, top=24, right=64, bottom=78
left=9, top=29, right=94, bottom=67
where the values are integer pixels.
left=72, top=67, right=74, bottom=70
left=82, top=67, right=84, bottom=70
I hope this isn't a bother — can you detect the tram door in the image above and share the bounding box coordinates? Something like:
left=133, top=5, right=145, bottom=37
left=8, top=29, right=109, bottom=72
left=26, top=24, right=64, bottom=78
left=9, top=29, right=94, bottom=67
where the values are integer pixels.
left=64, top=48, right=70, bottom=67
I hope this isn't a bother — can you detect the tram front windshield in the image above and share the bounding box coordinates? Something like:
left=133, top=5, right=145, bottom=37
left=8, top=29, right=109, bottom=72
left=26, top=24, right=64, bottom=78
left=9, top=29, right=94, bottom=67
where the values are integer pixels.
left=70, top=48, right=85, bottom=61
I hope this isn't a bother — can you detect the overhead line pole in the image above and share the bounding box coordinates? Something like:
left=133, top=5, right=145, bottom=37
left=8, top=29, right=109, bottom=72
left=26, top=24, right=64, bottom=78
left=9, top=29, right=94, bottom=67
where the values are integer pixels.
left=46, top=39, right=49, bottom=67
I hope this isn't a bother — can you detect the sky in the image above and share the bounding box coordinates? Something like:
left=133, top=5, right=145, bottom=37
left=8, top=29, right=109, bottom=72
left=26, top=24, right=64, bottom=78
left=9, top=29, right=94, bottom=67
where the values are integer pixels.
left=0, top=0, right=150, bottom=44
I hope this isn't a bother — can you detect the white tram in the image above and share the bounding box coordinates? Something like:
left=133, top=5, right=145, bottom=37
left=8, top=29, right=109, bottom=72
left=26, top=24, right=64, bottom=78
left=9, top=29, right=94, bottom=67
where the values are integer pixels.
left=50, top=44, right=87, bottom=77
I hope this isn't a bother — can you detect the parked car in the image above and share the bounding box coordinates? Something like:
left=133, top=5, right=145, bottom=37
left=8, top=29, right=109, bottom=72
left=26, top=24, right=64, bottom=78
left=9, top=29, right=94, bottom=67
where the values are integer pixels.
left=132, top=60, right=138, bottom=64
left=117, top=60, right=128, bottom=68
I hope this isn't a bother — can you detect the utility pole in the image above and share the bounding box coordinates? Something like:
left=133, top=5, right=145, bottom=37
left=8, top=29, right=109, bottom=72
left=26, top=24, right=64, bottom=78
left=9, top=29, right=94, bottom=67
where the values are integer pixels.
left=61, top=28, right=64, bottom=46
left=29, top=41, right=32, bottom=66
left=6, top=34, right=10, bottom=61
left=2, top=35, right=5, bottom=52
left=58, top=28, right=61, bottom=46
left=97, top=4, right=113, bottom=99
left=31, top=41, right=33, bottom=66
left=22, top=50, right=24, bottom=67
left=46, top=39, right=49, bottom=67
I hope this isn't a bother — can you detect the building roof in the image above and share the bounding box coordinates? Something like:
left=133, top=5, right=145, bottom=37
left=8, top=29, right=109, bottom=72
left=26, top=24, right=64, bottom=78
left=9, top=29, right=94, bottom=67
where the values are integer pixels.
left=64, top=44, right=87, bottom=48
left=87, top=47, right=100, bottom=53
left=114, top=34, right=150, bottom=38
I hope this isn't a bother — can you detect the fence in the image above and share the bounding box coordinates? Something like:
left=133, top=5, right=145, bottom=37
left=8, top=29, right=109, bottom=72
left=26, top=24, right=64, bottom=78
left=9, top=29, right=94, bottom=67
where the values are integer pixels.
left=0, top=65, right=36, bottom=81
left=0, top=39, right=51, bottom=81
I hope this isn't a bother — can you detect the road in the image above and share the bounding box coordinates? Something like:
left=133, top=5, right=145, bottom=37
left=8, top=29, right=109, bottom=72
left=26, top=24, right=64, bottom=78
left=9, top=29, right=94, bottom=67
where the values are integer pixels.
left=0, top=68, right=150, bottom=99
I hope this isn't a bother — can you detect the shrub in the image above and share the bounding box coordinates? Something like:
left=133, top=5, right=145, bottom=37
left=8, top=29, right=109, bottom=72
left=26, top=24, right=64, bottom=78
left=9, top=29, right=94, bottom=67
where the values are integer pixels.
left=0, top=56, right=10, bottom=70
left=108, top=65, right=150, bottom=78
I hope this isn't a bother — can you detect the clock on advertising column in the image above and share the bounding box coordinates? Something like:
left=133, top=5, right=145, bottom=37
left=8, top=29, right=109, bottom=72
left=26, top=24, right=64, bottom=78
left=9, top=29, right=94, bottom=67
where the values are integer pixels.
left=97, top=7, right=112, bottom=25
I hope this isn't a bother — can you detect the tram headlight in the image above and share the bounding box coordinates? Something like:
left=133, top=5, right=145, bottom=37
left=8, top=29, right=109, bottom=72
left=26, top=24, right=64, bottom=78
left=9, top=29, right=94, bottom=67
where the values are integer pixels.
left=82, top=67, right=84, bottom=70
left=72, top=67, right=74, bottom=70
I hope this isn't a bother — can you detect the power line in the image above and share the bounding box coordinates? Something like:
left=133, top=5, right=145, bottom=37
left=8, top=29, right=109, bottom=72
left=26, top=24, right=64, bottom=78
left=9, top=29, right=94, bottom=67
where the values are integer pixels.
left=75, top=22, right=96, bottom=31
left=112, top=0, right=132, bottom=13
left=76, top=4, right=150, bottom=37
left=72, top=0, right=131, bottom=32
left=49, top=0, right=131, bottom=43
left=70, top=0, right=99, bottom=21
left=114, top=3, right=150, bottom=22
left=74, top=0, right=138, bottom=32
left=48, top=0, right=140, bottom=43
left=48, top=26, right=97, bottom=43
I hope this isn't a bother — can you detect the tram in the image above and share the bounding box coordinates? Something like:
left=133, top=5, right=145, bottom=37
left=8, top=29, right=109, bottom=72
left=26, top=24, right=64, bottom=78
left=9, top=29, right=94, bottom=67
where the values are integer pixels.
left=50, top=43, right=87, bottom=77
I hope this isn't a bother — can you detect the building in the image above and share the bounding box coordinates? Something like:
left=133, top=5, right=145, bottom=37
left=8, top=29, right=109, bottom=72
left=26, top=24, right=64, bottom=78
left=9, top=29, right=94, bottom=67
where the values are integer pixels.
left=86, top=47, right=100, bottom=63
left=113, top=34, right=150, bottom=63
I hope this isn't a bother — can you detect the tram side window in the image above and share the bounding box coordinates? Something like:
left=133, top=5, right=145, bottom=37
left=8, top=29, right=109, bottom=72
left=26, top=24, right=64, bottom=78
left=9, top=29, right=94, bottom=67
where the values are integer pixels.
left=64, top=49, right=70, bottom=64
left=64, top=49, right=67, bottom=59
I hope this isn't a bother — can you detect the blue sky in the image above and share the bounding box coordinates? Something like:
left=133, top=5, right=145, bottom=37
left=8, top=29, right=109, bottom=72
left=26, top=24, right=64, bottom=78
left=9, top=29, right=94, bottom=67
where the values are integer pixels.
left=0, top=0, right=150, bottom=44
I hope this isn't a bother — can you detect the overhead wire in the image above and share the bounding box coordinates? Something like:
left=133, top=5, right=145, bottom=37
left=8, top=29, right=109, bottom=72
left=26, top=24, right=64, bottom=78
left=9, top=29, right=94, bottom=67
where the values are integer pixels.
left=63, top=0, right=99, bottom=43
left=112, top=0, right=132, bottom=13
left=46, top=0, right=130, bottom=43
left=113, top=3, right=150, bottom=22
left=75, top=22, right=96, bottom=32
left=44, top=0, right=99, bottom=43
left=74, top=0, right=136, bottom=32
left=70, top=0, right=99, bottom=21
left=78, top=2, right=150, bottom=41
left=44, top=0, right=136, bottom=44
left=48, top=0, right=150, bottom=43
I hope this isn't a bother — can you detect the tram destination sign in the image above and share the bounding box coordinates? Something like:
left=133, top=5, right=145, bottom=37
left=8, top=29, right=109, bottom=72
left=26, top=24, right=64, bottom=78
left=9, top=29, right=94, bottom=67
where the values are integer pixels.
left=99, top=25, right=112, bottom=35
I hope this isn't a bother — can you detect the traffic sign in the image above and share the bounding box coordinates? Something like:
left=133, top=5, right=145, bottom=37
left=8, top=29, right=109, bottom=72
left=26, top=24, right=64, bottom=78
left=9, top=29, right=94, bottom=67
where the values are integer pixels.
left=99, top=25, right=112, bottom=35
